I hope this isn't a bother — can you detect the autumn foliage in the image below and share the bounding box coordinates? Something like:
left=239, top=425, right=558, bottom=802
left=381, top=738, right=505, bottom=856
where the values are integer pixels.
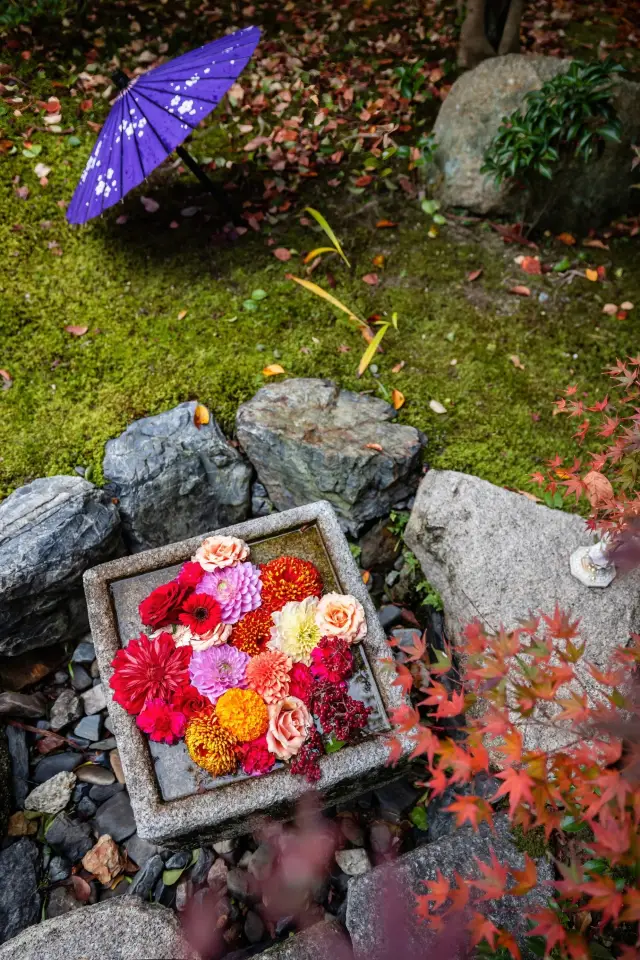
left=387, top=609, right=640, bottom=958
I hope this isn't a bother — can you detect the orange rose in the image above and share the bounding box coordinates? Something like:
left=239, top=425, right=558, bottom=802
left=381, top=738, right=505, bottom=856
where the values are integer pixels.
left=315, top=593, right=367, bottom=645
left=193, top=535, right=249, bottom=571
left=266, top=696, right=312, bottom=760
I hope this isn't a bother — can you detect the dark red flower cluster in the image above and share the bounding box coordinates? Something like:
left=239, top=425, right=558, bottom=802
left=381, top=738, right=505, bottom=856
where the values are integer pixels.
left=290, top=725, right=324, bottom=783
left=237, top=734, right=276, bottom=776
left=139, top=581, right=188, bottom=629
left=310, top=637, right=353, bottom=684
left=313, top=680, right=370, bottom=742
left=288, top=662, right=313, bottom=704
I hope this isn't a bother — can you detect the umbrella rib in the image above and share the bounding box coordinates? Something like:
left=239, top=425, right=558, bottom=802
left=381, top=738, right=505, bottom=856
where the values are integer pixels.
left=148, top=41, right=259, bottom=78
left=131, top=86, right=202, bottom=139
left=135, top=80, right=224, bottom=108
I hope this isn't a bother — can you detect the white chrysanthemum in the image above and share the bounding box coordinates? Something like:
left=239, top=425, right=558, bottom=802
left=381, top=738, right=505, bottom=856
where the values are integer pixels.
left=267, top=596, right=321, bottom=666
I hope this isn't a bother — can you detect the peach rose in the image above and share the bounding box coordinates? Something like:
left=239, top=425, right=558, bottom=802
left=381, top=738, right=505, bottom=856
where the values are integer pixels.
left=315, top=593, right=367, bottom=645
left=193, top=535, right=249, bottom=571
left=173, top=622, right=232, bottom=651
left=266, top=696, right=312, bottom=761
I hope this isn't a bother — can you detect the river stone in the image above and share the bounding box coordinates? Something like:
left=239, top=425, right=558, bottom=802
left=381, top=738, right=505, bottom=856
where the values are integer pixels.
left=346, top=816, right=552, bottom=959
left=404, top=469, right=640, bottom=753
left=236, top=379, right=426, bottom=535
left=25, top=771, right=76, bottom=815
left=93, top=789, right=136, bottom=841
left=103, top=401, right=252, bottom=553
left=50, top=689, right=82, bottom=731
left=128, top=854, right=165, bottom=899
left=45, top=812, right=94, bottom=862
left=33, top=751, right=82, bottom=783
left=0, top=838, right=41, bottom=944
left=74, top=714, right=102, bottom=742
left=6, top=725, right=29, bottom=809
left=81, top=682, right=106, bottom=716
left=0, top=897, right=200, bottom=960
left=431, top=54, right=640, bottom=232
left=0, top=692, right=47, bottom=719
left=335, top=848, right=371, bottom=877
left=0, top=476, right=122, bottom=656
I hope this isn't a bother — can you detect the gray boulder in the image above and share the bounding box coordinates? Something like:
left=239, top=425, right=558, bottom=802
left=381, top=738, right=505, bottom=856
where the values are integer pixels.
left=103, top=402, right=252, bottom=552
left=236, top=379, right=426, bottom=535
left=261, top=919, right=349, bottom=959
left=431, top=54, right=640, bottom=232
left=0, top=727, right=10, bottom=836
left=0, top=476, right=121, bottom=656
left=346, top=816, right=552, bottom=958
left=0, top=898, right=200, bottom=959
left=0, top=838, right=41, bottom=945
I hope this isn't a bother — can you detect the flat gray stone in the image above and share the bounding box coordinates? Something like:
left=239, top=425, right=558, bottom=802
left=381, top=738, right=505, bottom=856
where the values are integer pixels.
left=50, top=689, right=82, bottom=731
left=72, top=639, right=95, bottom=664
left=125, top=833, right=166, bottom=867
left=81, top=683, right=106, bottom=715
left=0, top=898, right=200, bottom=959
left=45, top=812, right=94, bottom=862
left=335, top=848, right=371, bottom=876
left=346, top=816, right=553, bottom=958
left=261, top=920, right=348, bottom=959
left=93, top=789, right=136, bottom=841
left=103, top=401, right=252, bottom=553
left=33, top=751, right=83, bottom=783
left=405, top=470, right=640, bottom=752
left=236, top=379, right=426, bottom=535
left=25, top=771, right=76, bottom=815
left=0, top=692, right=46, bottom=719
left=0, top=476, right=121, bottom=656
left=74, top=714, right=103, bottom=742
left=0, top=838, right=41, bottom=945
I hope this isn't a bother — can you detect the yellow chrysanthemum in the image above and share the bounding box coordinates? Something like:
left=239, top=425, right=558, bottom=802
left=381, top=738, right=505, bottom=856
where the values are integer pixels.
left=185, top=708, right=237, bottom=777
left=215, top=688, right=268, bottom=743
left=267, top=596, right=321, bottom=666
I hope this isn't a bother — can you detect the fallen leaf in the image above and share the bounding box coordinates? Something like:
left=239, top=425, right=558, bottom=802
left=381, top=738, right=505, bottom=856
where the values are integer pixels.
left=64, top=325, right=88, bottom=336
left=391, top=360, right=405, bottom=373
left=467, top=268, right=483, bottom=282
left=510, top=354, right=525, bottom=370
left=15, top=185, right=29, bottom=200
left=365, top=443, right=383, bottom=452
left=372, top=254, right=385, bottom=268
left=621, top=301, right=634, bottom=311
left=337, top=344, right=351, bottom=353
left=362, top=570, right=371, bottom=584
left=510, top=285, right=531, bottom=297
left=34, top=162, right=51, bottom=178
left=140, top=196, right=159, bottom=213
left=518, top=490, right=542, bottom=503
left=177, top=309, right=188, bottom=320
left=602, top=303, right=618, bottom=315
left=557, top=232, right=576, bottom=246
left=520, top=256, right=542, bottom=275
left=70, top=875, right=92, bottom=903
left=585, top=268, right=598, bottom=282
left=193, top=404, right=209, bottom=428
left=583, top=470, right=614, bottom=507
left=429, top=399, right=447, bottom=414
left=273, top=247, right=292, bottom=261
left=597, top=265, right=606, bottom=281
left=583, top=239, right=609, bottom=250
left=391, top=388, right=405, bottom=410
left=376, top=219, right=398, bottom=228
left=616, top=310, right=628, bottom=321
left=262, top=364, right=285, bottom=376
left=0, top=369, right=12, bottom=391
left=362, top=273, right=379, bottom=285
left=82, top=835, right=125, bottom=885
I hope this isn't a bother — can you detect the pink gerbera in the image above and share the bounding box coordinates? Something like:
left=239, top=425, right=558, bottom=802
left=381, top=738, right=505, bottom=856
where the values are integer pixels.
left=137, top=698, right=187, bottom=744
left=110, top=632, right=191, bottom=715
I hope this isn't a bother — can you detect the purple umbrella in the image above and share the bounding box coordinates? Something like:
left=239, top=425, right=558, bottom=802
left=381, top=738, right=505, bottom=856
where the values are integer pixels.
left=66, top=25, right=261, bottom=225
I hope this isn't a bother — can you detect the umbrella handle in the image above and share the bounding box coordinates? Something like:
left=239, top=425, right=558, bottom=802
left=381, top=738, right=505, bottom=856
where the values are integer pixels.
left=175, top=145, right=233, bottom=220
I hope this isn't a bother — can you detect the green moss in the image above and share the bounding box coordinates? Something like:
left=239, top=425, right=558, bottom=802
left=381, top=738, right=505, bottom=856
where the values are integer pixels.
left=511, top=823, right=549, bottom=859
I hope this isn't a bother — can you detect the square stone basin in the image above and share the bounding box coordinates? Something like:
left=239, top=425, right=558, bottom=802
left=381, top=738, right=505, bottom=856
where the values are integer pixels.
left=84, top=501, right=410, bottom=846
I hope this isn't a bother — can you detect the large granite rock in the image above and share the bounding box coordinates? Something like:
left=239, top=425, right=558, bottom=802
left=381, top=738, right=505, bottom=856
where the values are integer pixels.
left=431, top=55, right=640, bottom=232
left=0, top=476, right=121, bottom=656
left=236, top=380, right=426, bottom=535
left=0, top=727, right=10, bottom=836
left=262, top=919, right=349, bottom=958
left=404, top=469, right=640, bottom=751
left=0, top=898, right=200, bottom=959
left=103, top=402, right=252, bottom=552
left=346, top=816, right=553, bottom=959
left=0, top=838, right=41, bottom=944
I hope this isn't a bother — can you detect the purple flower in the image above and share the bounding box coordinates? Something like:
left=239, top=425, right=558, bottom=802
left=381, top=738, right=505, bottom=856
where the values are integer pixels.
left=200, top=562, right=262, bottom=625
left=189, top=644, right=250, bottom=705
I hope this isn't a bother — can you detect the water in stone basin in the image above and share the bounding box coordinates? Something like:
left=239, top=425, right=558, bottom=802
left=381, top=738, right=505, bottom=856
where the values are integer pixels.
left=109, top=523, right=389, bottom=801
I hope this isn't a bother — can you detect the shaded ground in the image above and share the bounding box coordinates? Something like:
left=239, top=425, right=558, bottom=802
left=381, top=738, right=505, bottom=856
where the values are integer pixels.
left=1, top=0, right=639, bottom=499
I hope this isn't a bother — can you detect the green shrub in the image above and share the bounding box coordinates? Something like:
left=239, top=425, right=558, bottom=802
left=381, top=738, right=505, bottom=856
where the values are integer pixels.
left=0, top=0, right=79, bottom=28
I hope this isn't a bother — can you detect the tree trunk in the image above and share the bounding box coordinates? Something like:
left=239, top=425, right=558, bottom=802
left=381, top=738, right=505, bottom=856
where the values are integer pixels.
left=458, top=0, right=523, bottom=69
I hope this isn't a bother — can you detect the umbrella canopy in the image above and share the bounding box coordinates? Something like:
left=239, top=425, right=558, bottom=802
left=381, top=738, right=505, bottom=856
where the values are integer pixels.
left=66, top=25, right=261, bottom=225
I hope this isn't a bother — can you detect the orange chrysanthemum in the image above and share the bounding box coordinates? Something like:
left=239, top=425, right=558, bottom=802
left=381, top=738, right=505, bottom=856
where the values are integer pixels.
left=246, top=650, right=292, bottom=704
left=260, top=556, right=323, bottom=613
left=185, top=707, right=238, bottom=777
left=231, top=607, right=273, bottom=657
left=215, top=688, right=268, bottom=743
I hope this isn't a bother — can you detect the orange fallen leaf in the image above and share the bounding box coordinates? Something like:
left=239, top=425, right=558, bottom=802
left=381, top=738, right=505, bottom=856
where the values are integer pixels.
left=517, top=490, right=542, bottom=503
left=509, top=286, right=530, bottom=297
left=273, top=247, right=292, bottom=261
left=467, top=268, right=483, bottom=282
left=0, top=369, right=11, bottom=382
left=193, top=404, right=210, bottom=428
left=557, top=232, right=576, bottom=246
left=597, top=265, right=606, bottom=281
left=177, top=309, right=188, bottom=320
left=520, top=256, right=541, bottom=275
left=262, top=364, right=285, bottom=376
left=391, top=360, right=405, bottom=374
left=583, top=470, right=614, bottom=507
left=376, top=219, right=398, bottom=228
left=585, top=269, right=598, bottom=282
left=602, top=303, right=618, bottom=315
left=365, top=443, right=383, bottom=452
left=583, top=239, right=609, bottom=250
left=391, top=388, right=405, bottom=410
left=362, top=570, right=371, bottom=584
left=510, top=354, right=525, bottom=370
left=362, top=273, right=379, bottom=285
left=64, top=325, right=88, bottom=336
left=372, top=254, right=385, bottom=268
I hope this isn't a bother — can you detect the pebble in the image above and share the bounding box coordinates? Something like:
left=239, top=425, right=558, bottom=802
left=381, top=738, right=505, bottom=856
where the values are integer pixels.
left=53, top=670, right=69, bottom=685
left=74, top=714, right=103, bottom=742
left=81, top=683, right=106, bottom=716
left=91, top=738, right=117, bottom=751
left=70, top=665, right=93, bottom=693
left=90, top=660, right=101, bottom=679
left=34, top=752, right=82, bottom=783
left=82, top=835, right=125, bottom=885
left=25, top=771, right=76, bottom=815
left=125, top=832, right=164, bottom=867
left=104, top=715, right=115, bottom=734
left=92, top=789, right=136, bottom=842
left=226, top=867, right=254, bottom=902
left=6, top=725, right=29, bottom=807
left=377, top=604, right=403, bottom=632
left=48, top=855, right=71, bottom=882
left=0, top=691, right=47, bottom=719
left=7, top=811, right=37, bottom=837
left=47, top=886, right=83, bottom=919
left=213, top=838, right=236, bottom=856
left=190, top=846, right=213, bottom=885
left=244, top=910, right=265, bottom=944
left=76, top=796, right=97, bottom=820
left=374, top=779, right=421, bottom=823
left=66, top=735, right=90, bottom=750
left=176, top=879, right=191, bottom=912
left=335, top=848, right=371, bottom=876
left=207, top=857, right=229, bottom=892
left=128, top=854, right=164, bottom=898
left=339, top=816, right=365, bottom=847
left=165, top=850, right=190, bottom=870
left=89, top=782, right=123, bottom=803
left=50, top=690, right=83, bottom=731
left=72, top=783, right=90, bottom=803
left=369, top=821, right=393, bottom=855
left=76, top=764, right=115, bottom=786
left=71, top=640, right=95, bottom=665
left=45, top=812, right=94, bottom=862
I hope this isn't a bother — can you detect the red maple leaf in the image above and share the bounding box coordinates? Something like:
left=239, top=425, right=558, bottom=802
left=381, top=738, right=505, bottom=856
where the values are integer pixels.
left=421, top=869, right=450, bottom=910
left=510, top=854, right=537, bottom=896
left=493, top=767, right=535, bottom=817
left=468, top=911, right=500, bottom=949
left=581, top=875, right=624, bottom=926
left=527, top=908, right=567, bottom=953
left=445, top=795, right=493, bottom=831
left=472, top=848, right=509, bottom=900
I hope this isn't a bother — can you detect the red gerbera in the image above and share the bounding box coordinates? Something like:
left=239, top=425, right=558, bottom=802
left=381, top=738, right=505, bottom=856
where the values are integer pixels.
left=177, top=561, right=204, bottom=589
left=136, top=698, right=187, bottom=744
left=260, top=556, right=323, bottom=613
left=310, top=637, right=354, bottom=684
left=139, top=580, right=188, bottom=629
left=172, top=684, right=210, bottom=719
left=110, top=632, right=191, bottom=715
left=179, top=593, right=221, bottom=635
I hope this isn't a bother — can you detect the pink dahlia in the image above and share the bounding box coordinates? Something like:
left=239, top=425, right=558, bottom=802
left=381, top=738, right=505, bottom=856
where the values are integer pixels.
left=189, top=643, right=250, bottom=705
left=200, top=562, right=262, bottom=625
left=246, top=650, right=292, bottom=704
left=136, top=698, right=187, bottom=744
left=110, top=632, right=191, bottom=715
left=310, top=637, right=354, bottom=684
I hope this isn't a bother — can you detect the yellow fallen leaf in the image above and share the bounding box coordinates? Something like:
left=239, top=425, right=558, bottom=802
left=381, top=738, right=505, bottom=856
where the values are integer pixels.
left=177, top=309, right=188, bottom=320
left=391, top=388, right=405, bottom=410
left=362, top=570, right=371, bottom=584
left=193, top=404, right=209, bottom=428
left=510, top=354, right=525, bottom=370
left=262, top=364, right=285, bottom=376
left=585, top=269, right=598, bottom=282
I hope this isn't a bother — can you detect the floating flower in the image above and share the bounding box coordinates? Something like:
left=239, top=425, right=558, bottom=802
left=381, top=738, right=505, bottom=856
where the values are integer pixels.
left=237, top=734, right=276, bottom=777
left=189, top=644, right=249, bottom=705
left=231, top=608, right=272, bottom=657
left=110, top=632, right=191, bottom=715
left=194, top=535, right=249, bottom=571
left=136, top=698, right=186, bottom=744
left=266, top=696, right=313, bottom=760
left=139, top=581, right=188, bottom=629
left=246, top=650, right=292, bottom=704
left=179, top=592, right=222, bottom=635
left=171, top=684, right=210, bottom=719
left=268, top=596, right=321, bottom=666
left=288, top=662, right=313, bottom=705
left=200, top=562, right=262, bottom=625
left=260, top=556, right=323, bottom=613
left=174, top=621, right=232, bottom=652
left=177, top=561, right=205, bottom=589
left=290, top=725, right=324, bottom=783
left=215, top=688, right=268, bottom=742
left=313, top=680, right=370, bottom=742
left=185, top=708, right=238, bottom=777
left=310, top=637, right=354, bottom=684
left=315, top=593, right=367, bottom=645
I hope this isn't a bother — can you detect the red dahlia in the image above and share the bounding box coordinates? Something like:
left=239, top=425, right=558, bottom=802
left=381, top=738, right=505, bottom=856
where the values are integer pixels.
left=236, top=734, right=276, bottom=776
left=259, top=556, right=323, bottom=613
left=110, top=631, right=191, bottom=715
left=139, top=580, right=188, bottom=629
left=179, top=592, right=221, bottom=635
left=288, top=662, right=313, bottom=704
